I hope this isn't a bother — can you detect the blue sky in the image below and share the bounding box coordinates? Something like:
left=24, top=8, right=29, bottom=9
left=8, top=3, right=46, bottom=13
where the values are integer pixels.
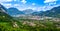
left=0, top=0, right=60, bottom=11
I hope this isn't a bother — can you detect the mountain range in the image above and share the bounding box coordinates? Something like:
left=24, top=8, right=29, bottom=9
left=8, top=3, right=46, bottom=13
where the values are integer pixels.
left=0, top=4, right=60, bottom=18
left=32, top=6, right=60, bottom=18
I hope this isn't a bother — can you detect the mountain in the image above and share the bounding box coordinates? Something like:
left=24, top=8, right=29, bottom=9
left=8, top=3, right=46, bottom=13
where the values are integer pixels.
left=31, top=11, right=44, bottom=16
left=45, top=6, right=60, bottom=18
left=32, top=6, right=60, bottom=18
left=0, top=4, right=13, bottom=22
left=7, top=7, right=25, bottom=16
left=0, top=4, right=7, bottom=13
left=23, top=9, right=34, bottom=15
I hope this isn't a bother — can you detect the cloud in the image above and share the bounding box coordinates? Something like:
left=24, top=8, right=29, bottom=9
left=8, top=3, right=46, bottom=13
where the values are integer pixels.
left=0, top=0, right=12, bottom=3
left=44, top=0, right=58, bottom=7
left=44, top=0, right=57, bottom=3
left=13, top=4, right=60, bottom=11
left=48, top=2, right=56, bottom=5
left=0, top=0, right=13, bottom=8
left=32, top=3, right=36, bottom=6
left=13, top=4, right=20, bottom=7
left=36, top=4, right=60, bottom=11
left=1, top=3, right=12, bottom=8
left=0, top=0, right=60, bottom=11
left=14, top=0, right=17, bottom=1
left=21, top=0, right=27, bottom=4
left=27, top=7, right=36, bottom=10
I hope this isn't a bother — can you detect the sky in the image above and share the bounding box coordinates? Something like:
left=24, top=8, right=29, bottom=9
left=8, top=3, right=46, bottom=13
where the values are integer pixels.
left=0, top=0, right=60, bottom=11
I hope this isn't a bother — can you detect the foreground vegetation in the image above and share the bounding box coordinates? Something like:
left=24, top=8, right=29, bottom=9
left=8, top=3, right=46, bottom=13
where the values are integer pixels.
left=0, top=18, right=60, bottom=31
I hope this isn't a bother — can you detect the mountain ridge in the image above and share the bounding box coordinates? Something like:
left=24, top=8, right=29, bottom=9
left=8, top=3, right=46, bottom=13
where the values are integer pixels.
left=32, top=6, right=60, bottom=18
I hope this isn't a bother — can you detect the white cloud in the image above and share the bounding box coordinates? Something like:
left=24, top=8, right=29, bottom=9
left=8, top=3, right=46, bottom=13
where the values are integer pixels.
left=32, top=3, right=36, bottom=6
left=44, top=0, right=57, bottom=3
left=27, top=7, right=37, bottom=10
left=1, top=3, right=12, bottom=8
left=37, top=4, right=60, bottom=11
left=14, top=0, right=17, bottom=1
left=21, top=0, right=27, bottom=4
left=13, top=4, right=20, bottom=7
left=48, top=2, right=56, bottom=5
left=44, top=0, right=58, bottom=7
left=0, top=0, right=59, bottom=11
left=0, top=0, right=12, bottom=3
left=0, top=0, right=13, bottom=8
left=6, top=0, right=12, bottom=2
left=15, top=4, right=60, bottom=11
